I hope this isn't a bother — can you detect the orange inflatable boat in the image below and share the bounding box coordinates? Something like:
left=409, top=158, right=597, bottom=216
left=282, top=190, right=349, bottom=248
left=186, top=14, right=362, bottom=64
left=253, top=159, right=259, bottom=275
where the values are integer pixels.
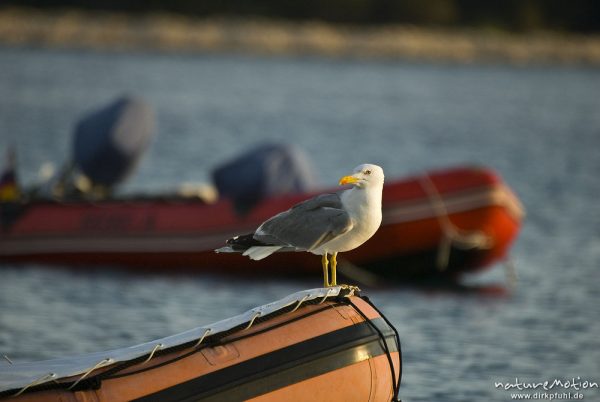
left=0, top=287, right=401, bottom=402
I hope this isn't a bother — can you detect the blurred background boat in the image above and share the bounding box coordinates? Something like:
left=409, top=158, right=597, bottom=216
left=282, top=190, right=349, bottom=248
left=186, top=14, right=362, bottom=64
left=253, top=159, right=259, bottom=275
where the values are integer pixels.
left=0, top=97, right=523, bottom=280
left=0, top=167, right=523, bottom=281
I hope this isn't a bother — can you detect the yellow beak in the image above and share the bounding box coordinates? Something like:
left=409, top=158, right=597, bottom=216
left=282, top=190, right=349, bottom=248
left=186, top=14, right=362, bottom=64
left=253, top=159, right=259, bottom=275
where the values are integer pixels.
left=339, top=175, right=359, bottom=185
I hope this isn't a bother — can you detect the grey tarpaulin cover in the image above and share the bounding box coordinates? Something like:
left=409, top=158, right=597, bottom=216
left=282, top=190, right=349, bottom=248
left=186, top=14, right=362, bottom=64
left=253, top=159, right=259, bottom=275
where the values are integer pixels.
left=212, top=143, right=317, bottom=212
left=0, top=287, right=342, bottom=393
left=73, top=96, right=155, bottom=187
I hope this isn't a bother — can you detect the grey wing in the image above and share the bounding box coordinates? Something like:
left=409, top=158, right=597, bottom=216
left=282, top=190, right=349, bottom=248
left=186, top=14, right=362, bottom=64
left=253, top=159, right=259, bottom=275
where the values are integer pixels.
left=254, top=193, right=353, bottom=250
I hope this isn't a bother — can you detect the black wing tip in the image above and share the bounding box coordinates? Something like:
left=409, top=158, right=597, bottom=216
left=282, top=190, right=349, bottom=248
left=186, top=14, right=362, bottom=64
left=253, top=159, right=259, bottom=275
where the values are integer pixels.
left=227, top=233, right=254, bottom=246
left=226, top=233, right=277, bottom=249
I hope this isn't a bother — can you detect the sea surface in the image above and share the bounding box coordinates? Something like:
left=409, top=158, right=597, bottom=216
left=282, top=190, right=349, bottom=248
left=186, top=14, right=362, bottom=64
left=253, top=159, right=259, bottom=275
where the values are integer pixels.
left=1, top=47, right=599, bottom=401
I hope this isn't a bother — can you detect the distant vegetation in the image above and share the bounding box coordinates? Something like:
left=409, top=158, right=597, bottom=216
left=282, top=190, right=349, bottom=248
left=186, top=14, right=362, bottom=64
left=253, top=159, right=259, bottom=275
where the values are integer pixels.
left=3, top=0, right=600, bottom=33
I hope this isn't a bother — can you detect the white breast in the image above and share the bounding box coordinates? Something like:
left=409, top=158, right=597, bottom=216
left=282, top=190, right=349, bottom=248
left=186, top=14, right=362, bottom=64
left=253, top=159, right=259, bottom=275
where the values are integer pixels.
left=312, top=186, right=382, bottom=254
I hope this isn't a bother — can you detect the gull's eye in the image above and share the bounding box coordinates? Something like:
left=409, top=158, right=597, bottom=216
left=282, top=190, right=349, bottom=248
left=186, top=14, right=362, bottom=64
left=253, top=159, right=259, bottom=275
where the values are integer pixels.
left=364, top=169, right=371, bottom=175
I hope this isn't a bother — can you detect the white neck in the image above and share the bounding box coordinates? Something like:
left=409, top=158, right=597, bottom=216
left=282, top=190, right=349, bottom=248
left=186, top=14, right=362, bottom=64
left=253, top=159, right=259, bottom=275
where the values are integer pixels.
left=341, top=184, right=383, bottom=218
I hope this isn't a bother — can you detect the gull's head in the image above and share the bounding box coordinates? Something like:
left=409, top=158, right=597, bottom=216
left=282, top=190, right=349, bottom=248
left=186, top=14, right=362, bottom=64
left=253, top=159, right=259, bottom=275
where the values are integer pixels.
left=339, top=164, right=384, bottom=189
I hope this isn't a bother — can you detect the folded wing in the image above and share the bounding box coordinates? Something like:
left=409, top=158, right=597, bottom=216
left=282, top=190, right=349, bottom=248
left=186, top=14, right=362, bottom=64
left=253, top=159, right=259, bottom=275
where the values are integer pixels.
left=254, top=193, right=353, bottom=251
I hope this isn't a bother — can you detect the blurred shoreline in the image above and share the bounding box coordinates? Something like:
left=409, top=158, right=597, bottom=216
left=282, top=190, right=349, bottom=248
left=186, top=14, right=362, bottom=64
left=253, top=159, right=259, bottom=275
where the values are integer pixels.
left=1, top=7, right=600, bottom=65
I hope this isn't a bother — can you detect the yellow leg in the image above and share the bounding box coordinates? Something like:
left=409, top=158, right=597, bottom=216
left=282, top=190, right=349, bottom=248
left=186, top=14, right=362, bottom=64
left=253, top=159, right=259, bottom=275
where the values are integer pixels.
left=331, top=252, right=338, bottom=286
left=322, top=253, right=330, bottom=287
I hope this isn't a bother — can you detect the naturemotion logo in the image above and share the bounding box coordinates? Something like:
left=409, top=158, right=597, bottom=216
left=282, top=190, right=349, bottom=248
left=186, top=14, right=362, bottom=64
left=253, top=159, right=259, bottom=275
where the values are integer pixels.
left=494, top=377, right=598, bottom=400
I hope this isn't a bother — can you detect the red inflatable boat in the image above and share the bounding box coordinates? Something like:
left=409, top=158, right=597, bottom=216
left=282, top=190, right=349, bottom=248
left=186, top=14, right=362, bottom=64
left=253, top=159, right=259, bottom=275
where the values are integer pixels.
left=0, top=166, right=523, bottom=279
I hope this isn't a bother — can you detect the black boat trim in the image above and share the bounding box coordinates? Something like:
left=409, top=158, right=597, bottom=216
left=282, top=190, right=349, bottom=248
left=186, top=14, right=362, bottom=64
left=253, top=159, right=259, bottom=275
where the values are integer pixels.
left=348, top=296, right=402, bottom=401
left=133, top=318, right=397, bottom=402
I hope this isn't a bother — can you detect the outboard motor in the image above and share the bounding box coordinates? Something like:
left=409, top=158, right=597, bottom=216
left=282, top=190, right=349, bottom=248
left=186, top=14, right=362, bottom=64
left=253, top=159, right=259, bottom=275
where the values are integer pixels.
left=0, top=146, right=20, bottom=202
left=72, top=96, right=155, bottom=195
left=212, top=143, right=316, bottom=213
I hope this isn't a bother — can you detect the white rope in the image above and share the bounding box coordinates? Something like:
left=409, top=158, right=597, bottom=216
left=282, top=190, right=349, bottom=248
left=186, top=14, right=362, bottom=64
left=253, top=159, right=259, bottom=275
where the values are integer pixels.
left=13, top=373, right=56, bottom=397
left=504, top=256, right=518, bottom=289
left=291, top=294, right=311, bottom=313
left=194, top=328, right=212, bottom=348
left=243, top=311, right=262, bottom=331
left=318, top=288, right=336, bottom=304
left=419, top=174, right=493, bottom=271
left=68, top=358, right=113, bottom=390
left=140, top=343, right=164, bottom=365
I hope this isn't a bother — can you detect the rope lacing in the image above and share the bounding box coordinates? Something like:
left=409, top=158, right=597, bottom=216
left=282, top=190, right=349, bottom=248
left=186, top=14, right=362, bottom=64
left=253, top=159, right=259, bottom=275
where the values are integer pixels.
left=140, top=343, right=164, bottom=365
left=194, top=328, right=212, bottom=348
left=13, top=373, right=56, bottom=397
left=68, top=358, right=113, bottom=390
left=243, top=311, right=262, bottom=331
left=419, top=174, right=493, bottom=271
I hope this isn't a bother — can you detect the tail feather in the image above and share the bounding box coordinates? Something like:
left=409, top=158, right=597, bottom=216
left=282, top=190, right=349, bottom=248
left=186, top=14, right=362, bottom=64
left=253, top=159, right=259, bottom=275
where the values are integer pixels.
left=243, top=246, right=283, bottom=260
left=214, top=233, right=283, bottom=259
left=214, top=246, right=235, bottom=253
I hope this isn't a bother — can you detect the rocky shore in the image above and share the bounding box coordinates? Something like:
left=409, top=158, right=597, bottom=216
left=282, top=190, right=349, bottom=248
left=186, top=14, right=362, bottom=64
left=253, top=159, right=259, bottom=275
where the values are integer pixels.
left=2, top=7, right=600, bottom=65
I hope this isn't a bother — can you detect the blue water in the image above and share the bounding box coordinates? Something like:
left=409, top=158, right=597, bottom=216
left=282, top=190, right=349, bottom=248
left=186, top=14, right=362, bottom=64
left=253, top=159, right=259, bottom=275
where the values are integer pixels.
left=1, top=47, right=599, bottom=401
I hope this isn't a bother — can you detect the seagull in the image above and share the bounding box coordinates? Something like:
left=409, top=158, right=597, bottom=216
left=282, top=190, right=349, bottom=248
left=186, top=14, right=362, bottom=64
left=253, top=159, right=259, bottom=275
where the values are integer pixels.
left=215, top=164, right=384, bottom=287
